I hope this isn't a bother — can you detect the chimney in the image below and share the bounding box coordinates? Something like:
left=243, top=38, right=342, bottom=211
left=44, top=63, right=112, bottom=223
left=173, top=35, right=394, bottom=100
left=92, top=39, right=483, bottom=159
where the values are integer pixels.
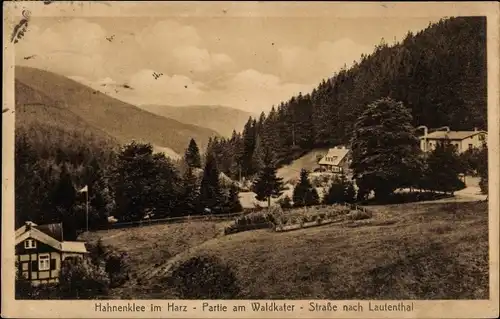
left=474, top=127, right=478, bottom=132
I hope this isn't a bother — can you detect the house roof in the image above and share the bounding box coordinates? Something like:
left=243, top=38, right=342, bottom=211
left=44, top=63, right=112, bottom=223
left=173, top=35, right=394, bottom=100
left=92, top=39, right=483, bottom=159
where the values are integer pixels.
left=61, top=241, right=88, bottom=254
left=16, top=227, right=61, bottom=251
left=15, top=222, right=88, bottom=254
left=420, top=130, right=487, bottom=141
left=318, top=147, right=350, bottom=166
left=35, top=223, right=63, bottom=242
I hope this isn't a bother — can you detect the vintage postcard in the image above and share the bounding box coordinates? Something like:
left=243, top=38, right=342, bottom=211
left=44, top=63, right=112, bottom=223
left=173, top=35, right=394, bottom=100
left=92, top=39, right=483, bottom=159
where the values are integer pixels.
left=2, top=1, right=499, bottom=318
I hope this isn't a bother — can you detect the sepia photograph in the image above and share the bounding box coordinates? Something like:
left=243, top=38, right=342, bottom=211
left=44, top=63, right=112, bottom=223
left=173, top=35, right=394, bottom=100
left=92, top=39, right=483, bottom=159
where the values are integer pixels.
left=2, top=1, right=499, bottom=318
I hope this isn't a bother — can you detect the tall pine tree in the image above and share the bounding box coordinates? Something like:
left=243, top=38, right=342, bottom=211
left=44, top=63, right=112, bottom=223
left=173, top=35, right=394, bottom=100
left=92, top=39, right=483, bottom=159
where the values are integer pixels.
left=184, top=138, right=202, bottom=169
left=199, top=151, right=224, bottom=213
left=180, top=167, right=201, bottom=215
left=253, top=147, right=283, bottom=207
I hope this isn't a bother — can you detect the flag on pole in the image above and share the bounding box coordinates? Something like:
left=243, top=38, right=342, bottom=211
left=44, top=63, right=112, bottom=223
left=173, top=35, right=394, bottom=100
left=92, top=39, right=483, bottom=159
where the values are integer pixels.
left=78, top=185, right=88, bottom=193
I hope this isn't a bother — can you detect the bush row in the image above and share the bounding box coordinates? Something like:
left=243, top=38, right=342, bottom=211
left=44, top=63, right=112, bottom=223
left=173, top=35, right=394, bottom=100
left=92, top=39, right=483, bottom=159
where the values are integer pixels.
left=223, top=204, right=373, bottom=235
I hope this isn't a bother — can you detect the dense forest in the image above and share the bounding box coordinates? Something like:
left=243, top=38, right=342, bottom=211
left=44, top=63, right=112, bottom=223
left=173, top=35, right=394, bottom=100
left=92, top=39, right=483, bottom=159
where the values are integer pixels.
left=209, top=17, right=487, bottom=179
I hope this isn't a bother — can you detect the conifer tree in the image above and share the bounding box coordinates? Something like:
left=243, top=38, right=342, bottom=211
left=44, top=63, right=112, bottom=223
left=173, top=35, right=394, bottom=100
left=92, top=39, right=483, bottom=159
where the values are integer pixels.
left=224, top=183, right=243, bottom=214
left=253, top=148, right=283, bottom=207
left=241, top=117, right=257, bottom=177
left=184, top=138, right=202, bottom=169
left=323, top=176, right=345, bottom=205
left=293, top=169, right=319, bottom=207
left=180, top=167, right=200, bottom=215
left=54, top=164, right=78, bottom=240
left=199, top=151, right=224, bottom=213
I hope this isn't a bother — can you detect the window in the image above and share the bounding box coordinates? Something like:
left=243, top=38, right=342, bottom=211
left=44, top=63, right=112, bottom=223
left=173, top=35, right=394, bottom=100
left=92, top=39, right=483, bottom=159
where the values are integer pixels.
left=24, top=239, right=36, bottom=249
left=469, top=144, right=473, bottom=150
left=38, top=254, right=50, bottom=271
left=479, top=134, right=485, bottom=141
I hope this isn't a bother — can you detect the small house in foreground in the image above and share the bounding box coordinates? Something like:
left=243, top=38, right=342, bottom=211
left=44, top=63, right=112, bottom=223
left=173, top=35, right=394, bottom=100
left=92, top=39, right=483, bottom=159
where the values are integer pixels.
left=419, top=129, right=487, bottom=153
left=318, top=146, right=351, bottom=174
left=15, top=221, right=88, bottom=286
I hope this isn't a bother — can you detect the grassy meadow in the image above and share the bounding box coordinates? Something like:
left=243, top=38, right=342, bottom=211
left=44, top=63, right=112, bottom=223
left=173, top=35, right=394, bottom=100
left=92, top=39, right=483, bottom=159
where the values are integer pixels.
left=80, top=201, right=489, bottom=300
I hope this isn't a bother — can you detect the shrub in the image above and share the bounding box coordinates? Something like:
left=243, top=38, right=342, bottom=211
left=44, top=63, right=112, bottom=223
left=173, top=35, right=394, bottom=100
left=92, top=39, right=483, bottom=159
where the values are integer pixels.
left=347, top=209, right=373, bottom=221
left=277, top=195, right=293, bottom=209
left=224, top=208, right=278, bottom=235
left=293, top=169, right=320, bottom=207
left=168, top=255, right=240, bottom=299
left=310, top=175, right=331, bottom=188
left=479, top=176, right=488, bottom=195
left=15, top=263, right=34, bottom=299
left=87, top=240, right=131, bottom=288
left=59, top=257, right=110, bottom=299
left=105, top=251, right=131, bottom=288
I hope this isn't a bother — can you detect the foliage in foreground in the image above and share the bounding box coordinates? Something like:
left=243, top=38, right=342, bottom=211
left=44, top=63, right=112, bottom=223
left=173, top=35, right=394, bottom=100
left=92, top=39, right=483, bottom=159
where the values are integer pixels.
left=167, top=255, right=240, bottom=299
left=58, top=258, right=110, bottom=299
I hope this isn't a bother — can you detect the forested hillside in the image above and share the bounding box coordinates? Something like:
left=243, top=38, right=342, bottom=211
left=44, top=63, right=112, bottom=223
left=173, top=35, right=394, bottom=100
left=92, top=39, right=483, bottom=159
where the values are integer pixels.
left=210, top=17, right=487, bottom=179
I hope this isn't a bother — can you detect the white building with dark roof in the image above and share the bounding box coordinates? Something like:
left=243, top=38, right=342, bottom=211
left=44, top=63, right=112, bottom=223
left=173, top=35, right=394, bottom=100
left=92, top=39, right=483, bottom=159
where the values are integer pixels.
left=419, top=128, right=487, bottom=153
left=317, top=146, right=350, bottom=174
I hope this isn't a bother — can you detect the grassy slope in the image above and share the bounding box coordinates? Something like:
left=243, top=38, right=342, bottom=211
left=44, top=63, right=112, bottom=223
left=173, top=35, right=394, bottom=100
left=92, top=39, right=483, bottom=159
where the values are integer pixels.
left=139, top=104, right=255, bottom=138
left=83, top=201, right=489, bottom=299
left=79, top=221, right=229, bottom=285
left=277, top=148, right=330, bottom=182
left=15, top=66, right=219, bottom=155
left=237, top=148, right=331, bottom=209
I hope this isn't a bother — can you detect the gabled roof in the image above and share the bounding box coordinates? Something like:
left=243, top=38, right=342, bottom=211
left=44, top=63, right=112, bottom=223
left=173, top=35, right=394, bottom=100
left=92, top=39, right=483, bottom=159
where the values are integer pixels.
left=15, top=222, right=88, bottom=254
left=420, top=130, right=487, bottom=141
left=16, top=227, right=62, bottom=251
left=15, top=221, right=37, bottom=238
left=318, top=147, right=350, bottom=166
left=61, top=241, right=88, bottom=254
left=35, top=223, right=63, bottom=242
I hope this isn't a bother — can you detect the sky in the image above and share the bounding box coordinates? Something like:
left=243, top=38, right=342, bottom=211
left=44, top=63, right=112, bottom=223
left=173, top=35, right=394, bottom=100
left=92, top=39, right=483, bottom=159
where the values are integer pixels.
left=15, top=5, right=442, bottom=113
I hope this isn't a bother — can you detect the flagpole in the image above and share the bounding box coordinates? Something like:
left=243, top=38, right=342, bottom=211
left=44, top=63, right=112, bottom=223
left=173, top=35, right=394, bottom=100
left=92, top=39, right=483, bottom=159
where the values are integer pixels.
left=85, top=188, right=89, bottom=232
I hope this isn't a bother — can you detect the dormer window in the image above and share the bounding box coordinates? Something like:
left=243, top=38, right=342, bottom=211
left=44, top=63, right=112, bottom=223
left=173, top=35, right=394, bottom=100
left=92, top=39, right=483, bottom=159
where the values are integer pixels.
left=24, top=239, right=36, bottom=249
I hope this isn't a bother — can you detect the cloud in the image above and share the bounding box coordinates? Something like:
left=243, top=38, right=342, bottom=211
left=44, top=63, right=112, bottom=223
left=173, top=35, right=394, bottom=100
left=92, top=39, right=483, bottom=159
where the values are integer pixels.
left=16, top=18, right=235, bottom=82
left=205, top=69, right=316, bottom=112
left=172, top=46, right=233, bottom=73
left=135, top=19, right=234, bottom=75
left=69, top=68, right=313, bottom=113
left=136, top=20, right=201, bottom=50
left=279, top=38, right=373, bottom=81
left=16, top=19, right=111, bottom=79
left=128, top=69, right=204, bottom=95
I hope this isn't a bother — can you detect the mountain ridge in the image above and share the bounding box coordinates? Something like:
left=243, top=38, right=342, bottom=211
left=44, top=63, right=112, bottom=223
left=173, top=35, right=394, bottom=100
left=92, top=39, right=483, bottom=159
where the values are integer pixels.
left=15, top=66, right=219, bottom=157
left=138, top=104, right=256, bottom=137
